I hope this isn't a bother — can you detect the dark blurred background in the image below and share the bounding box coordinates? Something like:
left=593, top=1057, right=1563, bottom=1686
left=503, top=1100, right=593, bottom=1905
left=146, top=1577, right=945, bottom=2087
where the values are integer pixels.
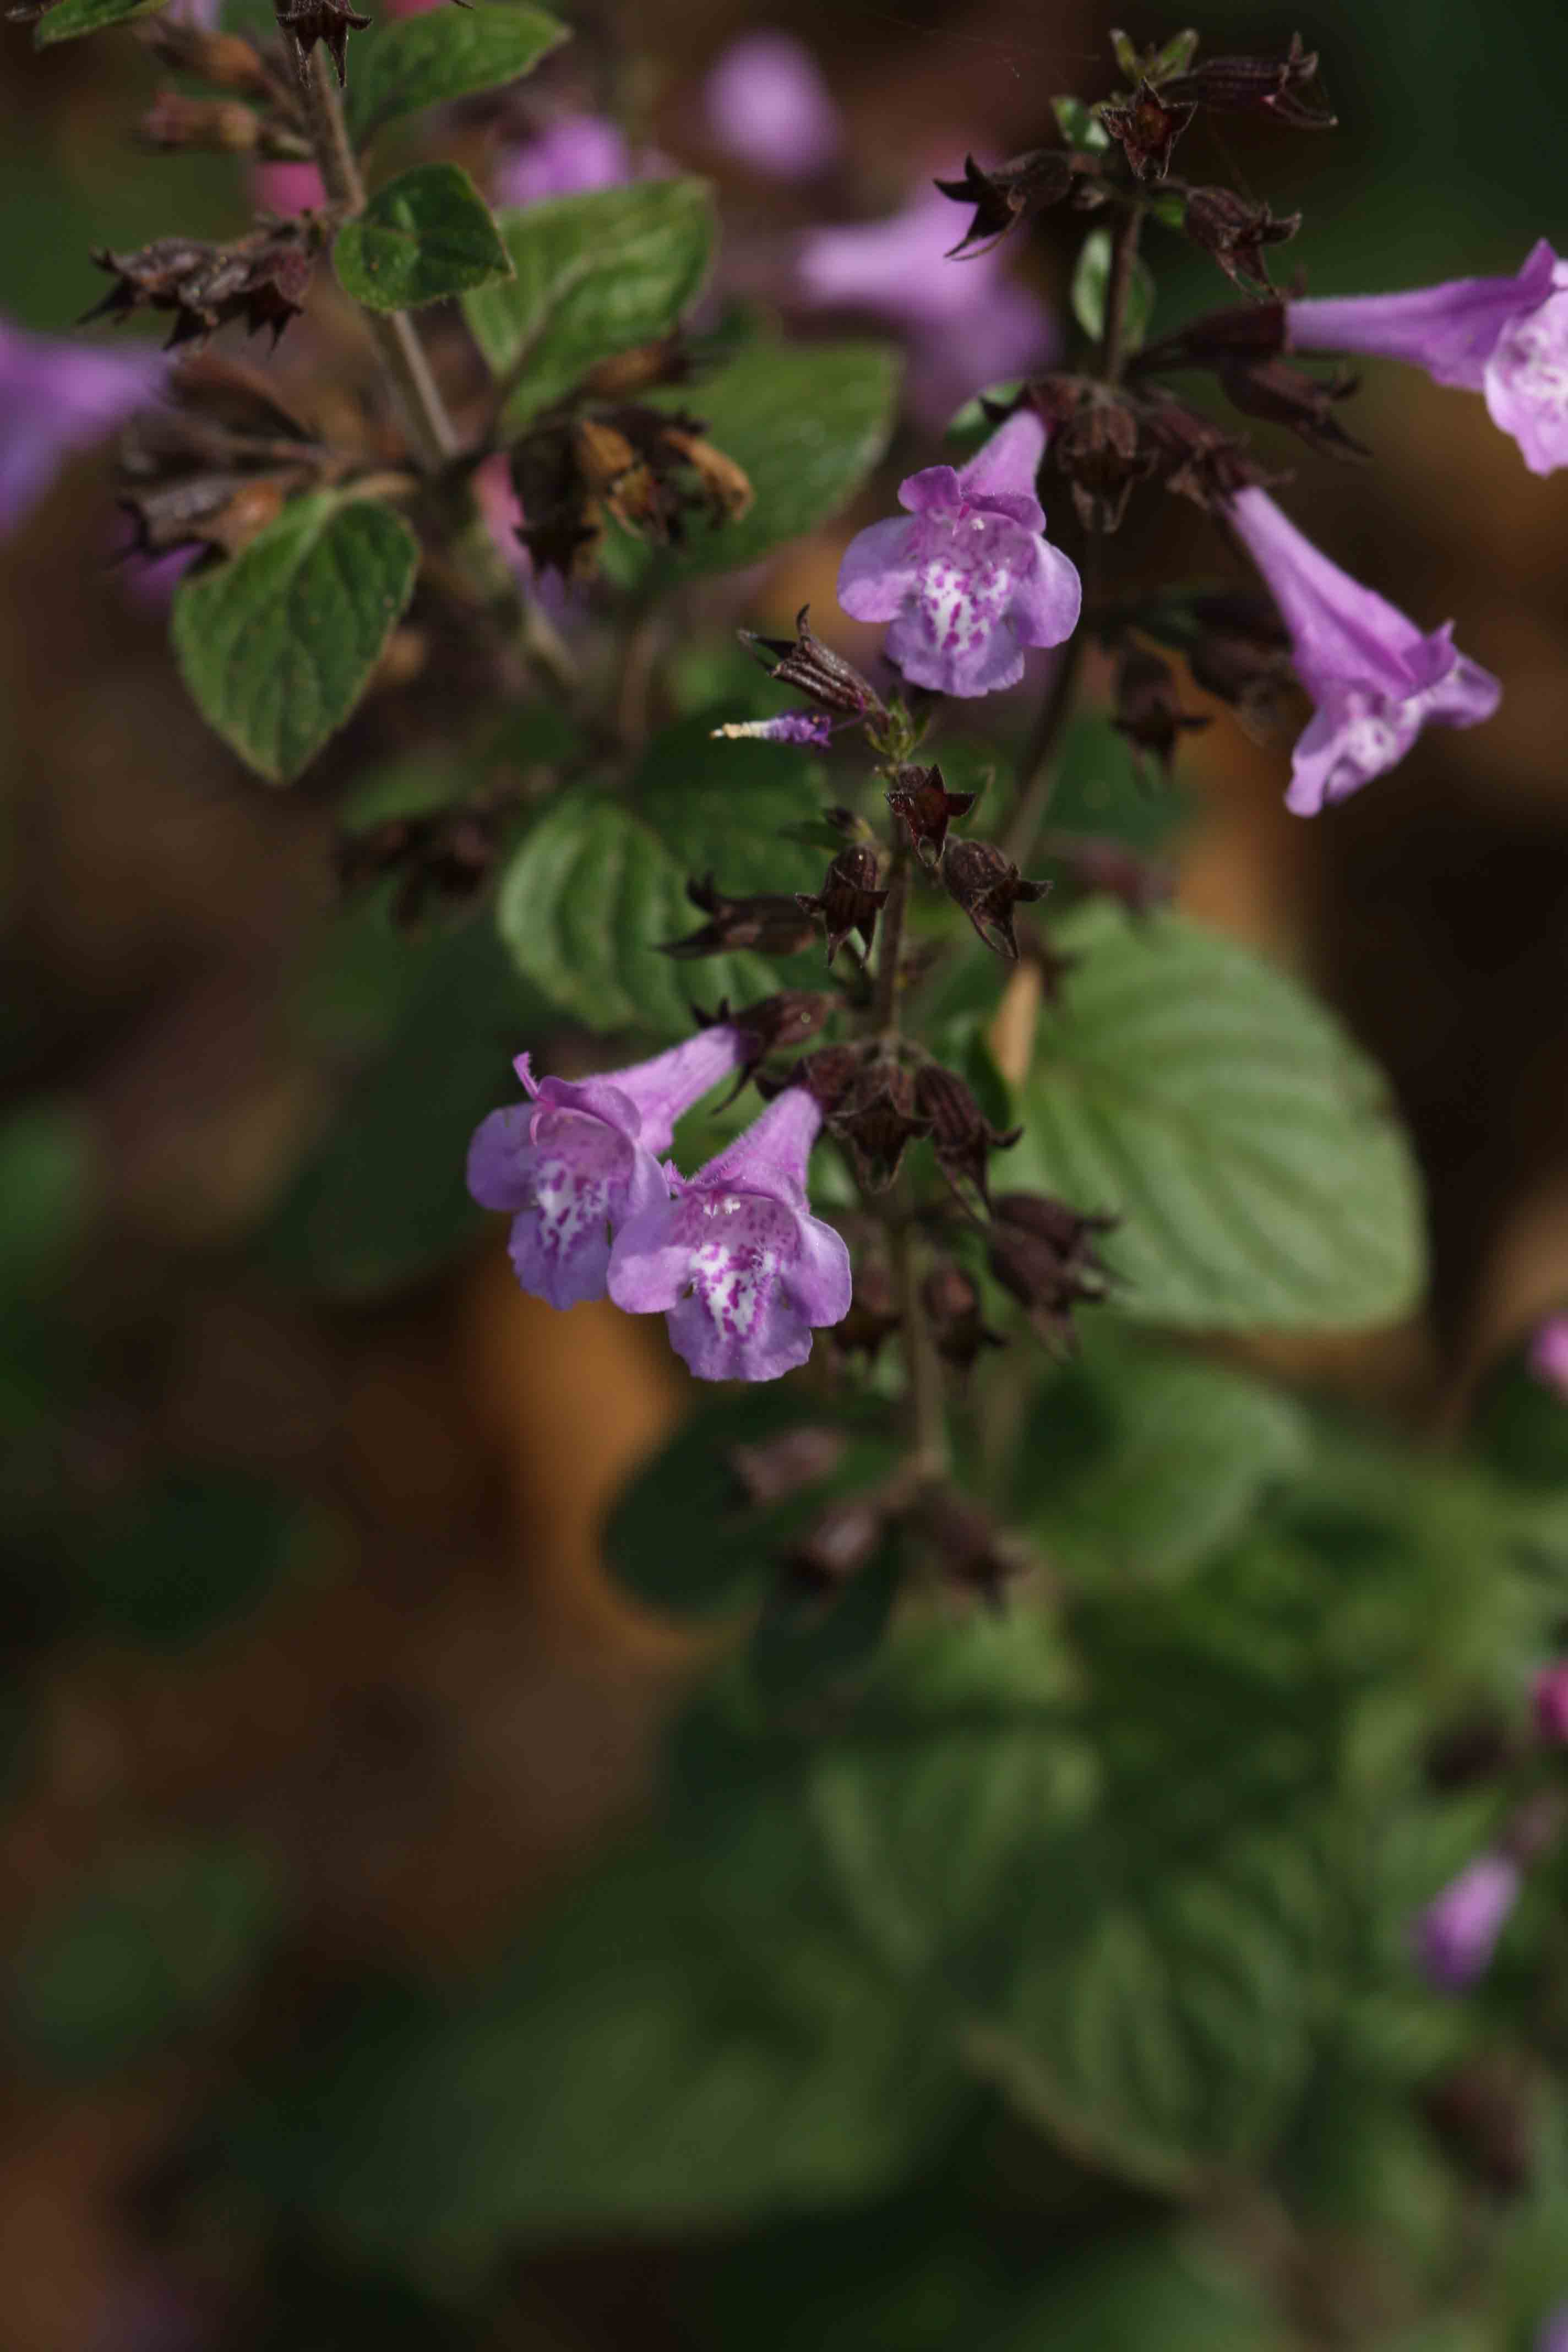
left=2, top=0, right=1567, bottom=2342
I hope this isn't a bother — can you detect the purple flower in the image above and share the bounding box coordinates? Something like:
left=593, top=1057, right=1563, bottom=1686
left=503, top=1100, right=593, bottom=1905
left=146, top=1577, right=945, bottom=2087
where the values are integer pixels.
left=1226, top=485, right=1500, bottom=815
left=1528, top=1313, right=1568, bottom=1398
left=607, top=1087, right=851, bottom=1382
left=703, top=31, right=842, bottom=180
left=711, top=712, right=834, bottom=747
left=837, top=409, right=1080, bottom=697
left=1288, top=241, right=1568, bottom=477
left=1412, top=1852, right=1521, bottom=1990
left=1, top=315, right=164, bottom=536
left=794, top=183, right=1054, bottom=428
left=491, top=116, right=633, bottom=209
left=1534, top=1663, right=1568, bottom=1745
left=1537, top=2305, right=1568, bottom=2352
left=467, top=1028, right=747, bottom=1310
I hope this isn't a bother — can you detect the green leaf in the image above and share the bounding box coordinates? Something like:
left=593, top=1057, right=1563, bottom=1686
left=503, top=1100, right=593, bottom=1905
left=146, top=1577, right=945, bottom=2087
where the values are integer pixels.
left=1473, top=1329, right=1568, bottom=1491
left=1051, top=94, right=1110, bottom=151
left=1150, top=26, right=1200, bottom=79
left=344, top=3, right=568, bottom=146
left=1012, top=1329, right=1310, bottom=1582
left=251, top=1837, right=960, bottom=2271
left=1070, top=226, right=1157, bottom=351
left=264, top=916, right=551, bottom=1298
left=31, top=0, right=163, bottom=47
left=465, top=180, right=714, bottom=429
left=646, top=339, right=902, bottom=576
left=1008, top=902, right=1426, bottom=1329
left=605, top=1390, right=895, bottom=1620
left=334, top=164, right=513, bottom=314
left=0, top=1102, right=96, bottom=1302
left=79, top=1473, right=298, bottom=1649
left=171, top=493, right=420, bottom=784
left=9, top=1841, right=283, bottom=2076
left=494, top=714, right=827, bottom=1036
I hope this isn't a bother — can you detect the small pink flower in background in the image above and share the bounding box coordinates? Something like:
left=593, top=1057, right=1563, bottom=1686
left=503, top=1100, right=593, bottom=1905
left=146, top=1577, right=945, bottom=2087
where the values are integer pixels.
left=1226, top=485, right=1500, bottom=815
left=1533, top=1662, right=1568, bottom=1744
left=1288, top=239, right=1568, bottom=477
left=1528, top=1314, right=1568, bottom=1398
left=491, top=116, right=633, bottom=209
left=837, top=407, right=1080, bottom=696
left=1, top=315, right=164, bottom=536
left=1411, top=1852, right=1521, bottom=1990
left=713, top=712, right=835, bottom=747
left=608, top=1087, right=851, bottom=1381
left=703, top=30, right=842, bottom=181
left=252, top=160, right=327, bottom=217
left=795, top=182, right=1053, bottom=428
left=467, top=1030, right=748, bottom=1310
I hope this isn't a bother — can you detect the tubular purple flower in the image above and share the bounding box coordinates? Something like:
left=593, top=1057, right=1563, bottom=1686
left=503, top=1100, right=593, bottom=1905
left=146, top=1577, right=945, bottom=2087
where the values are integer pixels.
left=1288, top=241, right=1568, bottom=477
left=467, top=1030, right=748, bottom=1310
left=794, top=183, right=1054, bottom=428
left=703, top=31, right=842, bottom=180
left=1411, top=1852, right=1521, bottom=1990
left=837, top=409, right=1080, bottom=696
left=1, top=317, right=164, bottom=536
left=1227, top=485, right=1500, bottom=815
left=1528, top=1313, right=1568, bottom=1398
left=711, top=712, right=834, bottom=747
left=607, top=1087, right=851, bottom=1382
left=491, top=116, right=633, bottom=209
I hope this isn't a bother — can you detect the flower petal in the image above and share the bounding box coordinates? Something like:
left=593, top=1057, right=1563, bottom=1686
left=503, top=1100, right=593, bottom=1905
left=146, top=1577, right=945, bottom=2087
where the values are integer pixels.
left=836, top=515, right=919, bottom=622
left=466, top=1106, right=535, bottom=1210
left=1008, top=535, right=1082, bottom=651
left=957, top=405, right=1046, bottom=500
left=786, top=1212, right=853, bottom=1327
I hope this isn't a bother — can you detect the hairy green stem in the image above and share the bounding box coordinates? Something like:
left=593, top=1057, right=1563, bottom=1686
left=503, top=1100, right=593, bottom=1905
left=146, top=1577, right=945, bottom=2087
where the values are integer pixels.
left=296, top=46, right=579, bottom=694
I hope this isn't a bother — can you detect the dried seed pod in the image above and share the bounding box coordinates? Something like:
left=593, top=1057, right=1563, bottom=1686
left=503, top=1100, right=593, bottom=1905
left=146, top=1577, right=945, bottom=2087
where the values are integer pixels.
left=796, top=845, right=888, bottom=965
left=940, top=839, right=1050, bottom=960
left=885, top=764, right=977, bottom=865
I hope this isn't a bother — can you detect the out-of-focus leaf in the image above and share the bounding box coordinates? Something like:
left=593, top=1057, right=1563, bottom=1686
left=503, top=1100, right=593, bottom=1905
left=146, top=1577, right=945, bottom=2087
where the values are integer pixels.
left=0, top=1102, right=96, bottom=1300
left=9, top=1841, right=283, bottom=2075
left=1070, top=225, right=1156, bottom=349
left=1472, top=1327, right=1568, bottom=1493
left=334, top=165, right=513, bottom=313
left=1014, top=1329, right=1309, bottom=1581
left=77, top=1472, right=298, bottom=1648
left=171, top=493, right=420, bottom=784
left=1010, top=903, right=1427, bottom=1329
left=494, top=714, right=827, bottom=1036
left=648, top=340, right=901, bottom=576
left=31, top=0, right=162, bottom=46
left=264, top=915, right=550, bottom=1297
left=344, top=3, right=568, bottom=145
left=604, top=1389, right=895, bottom=1620
left=466, top=180, right=714, bottom=430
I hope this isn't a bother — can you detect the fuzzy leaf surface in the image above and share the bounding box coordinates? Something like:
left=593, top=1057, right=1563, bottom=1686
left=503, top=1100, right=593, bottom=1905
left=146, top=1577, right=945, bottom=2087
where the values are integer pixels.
left=344, top=3, right=567, bottom=145
left=171, top=493, right=419, bottom=783
left=334, top=164, right=513, bottom=313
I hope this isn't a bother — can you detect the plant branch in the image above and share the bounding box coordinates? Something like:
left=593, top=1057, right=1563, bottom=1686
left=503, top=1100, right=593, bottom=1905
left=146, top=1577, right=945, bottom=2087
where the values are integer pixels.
left=1097, top=202, right=1145, bottom=385
left=872, top=845, right=912, bottom=1036
left=296, top=47, right=459, bottom=475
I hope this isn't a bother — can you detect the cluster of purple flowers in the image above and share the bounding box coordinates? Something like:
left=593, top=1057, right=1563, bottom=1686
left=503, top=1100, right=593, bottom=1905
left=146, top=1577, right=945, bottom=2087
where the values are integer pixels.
left=467, top=1028, right=850, bottom=1382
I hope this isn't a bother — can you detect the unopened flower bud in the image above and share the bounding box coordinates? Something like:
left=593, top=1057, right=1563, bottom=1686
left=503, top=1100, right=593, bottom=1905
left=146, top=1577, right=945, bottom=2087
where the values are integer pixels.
left=940, top=839, right=1050, bottom=961
left=884, top=763, right=976, bottom=865
left=138, top=92, right=262, bottom=154
left=140, top=21, right=276, bottom=99
left=796, top=844, right=888, bottom=965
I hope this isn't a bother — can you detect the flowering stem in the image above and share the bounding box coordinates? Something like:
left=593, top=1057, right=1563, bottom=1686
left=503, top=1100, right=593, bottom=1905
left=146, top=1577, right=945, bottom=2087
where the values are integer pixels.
left=1001, top=631, right=1086, bottom=871
left=295, top=47, right=580, bottom=696
left=296, top=48, right=458, bottom=474
left=872, top=845, right=911, bottom=1036
left=1098, top=203, right=1145, bottom=384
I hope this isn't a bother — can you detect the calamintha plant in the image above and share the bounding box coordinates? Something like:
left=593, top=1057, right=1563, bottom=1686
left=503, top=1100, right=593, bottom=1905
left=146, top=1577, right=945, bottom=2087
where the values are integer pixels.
left=7, top=0, right=1568, bottom=2343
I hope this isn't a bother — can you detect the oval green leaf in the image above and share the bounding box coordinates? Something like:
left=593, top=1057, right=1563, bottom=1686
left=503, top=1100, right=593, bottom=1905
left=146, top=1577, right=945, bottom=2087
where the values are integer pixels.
left=1009, top=902, right=1426, bottom=1329
left=344, top=3, right=568, bottom=146
left=171, top=493, right=420, bottom=783
left=334, top=163, right=513, bottom=313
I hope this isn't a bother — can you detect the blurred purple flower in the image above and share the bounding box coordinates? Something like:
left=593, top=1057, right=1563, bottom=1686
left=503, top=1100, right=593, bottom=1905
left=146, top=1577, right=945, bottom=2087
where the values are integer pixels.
left=491, top=116, right=633, bottom=209
left=712, top=712, right=835, bottom=747
left=1227, top=484, right=1500, bottom=815
left=1, top=316, right=164, bottom=536
left=608, top=1087, right=851, bottom=1381
left=1534, top=1662, right=1568, bottom=1744
left=1528, top=1313, right=1568, bottom=1397
left=1537, top=2304, right=1568, bottom=2352
left=795, top=182, right=1053, bottom=427
left=1289, top=240, right=1568, bottom=477
left=837, top=407, right=1080, bottom=696
left=252, top=160, right=326, bottom=217
left=704, top=30, right=842, bottom=180
left=1412, top=1852, right=1520, bottom=1990
left=467, top=1030, right=746, bottom=1310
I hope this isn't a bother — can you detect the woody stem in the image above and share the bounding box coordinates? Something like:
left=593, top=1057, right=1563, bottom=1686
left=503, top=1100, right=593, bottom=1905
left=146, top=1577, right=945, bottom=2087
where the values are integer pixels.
left=295, top=46, right=580, bottom=694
